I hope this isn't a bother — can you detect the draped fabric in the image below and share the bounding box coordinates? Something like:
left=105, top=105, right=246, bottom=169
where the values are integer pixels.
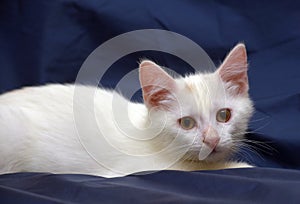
left=0, top=0, right=299, bottom=203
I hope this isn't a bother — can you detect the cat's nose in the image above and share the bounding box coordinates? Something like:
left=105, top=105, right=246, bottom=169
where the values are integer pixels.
left=202, top=126, right=220, bottom=149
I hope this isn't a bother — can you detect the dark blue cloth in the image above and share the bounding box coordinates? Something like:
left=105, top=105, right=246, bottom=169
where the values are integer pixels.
left=0, top=0, right=300, bottom=203
left=0, top=168, right=300, bottom=204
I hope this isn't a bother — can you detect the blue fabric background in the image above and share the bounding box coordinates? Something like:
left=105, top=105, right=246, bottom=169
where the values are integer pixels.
left=1, top=169, right=300, bottom=204
left=0, top=0, right=299, bottom=203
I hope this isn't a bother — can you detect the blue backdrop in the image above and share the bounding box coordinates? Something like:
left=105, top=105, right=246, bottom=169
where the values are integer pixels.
left=0, top=0, right=300, bottom=203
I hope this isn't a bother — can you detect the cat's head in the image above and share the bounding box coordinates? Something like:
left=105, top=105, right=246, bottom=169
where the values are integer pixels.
left=139, top=43, right=254, bottom=163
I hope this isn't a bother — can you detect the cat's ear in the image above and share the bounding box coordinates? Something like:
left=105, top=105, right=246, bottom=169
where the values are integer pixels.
left=139, top=60, right=176, bottom=110
left=217, top=43, right=249, bottom=95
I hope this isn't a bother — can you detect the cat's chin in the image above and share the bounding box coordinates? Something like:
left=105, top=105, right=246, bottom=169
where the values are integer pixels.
left=203, top=151, right=229, bottom=163
left=183, top=148, right=233, bottom=163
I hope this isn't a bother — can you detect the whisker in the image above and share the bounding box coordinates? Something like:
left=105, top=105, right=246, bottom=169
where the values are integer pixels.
left=233, top=138, right=277, bottom=155
left=233, top=144, right=263, bottom=163
left=240, top=143, right=266, bottom=160
left=247, top=116, right=269, bottom=123
left=232, top=146, right=256, bottom=163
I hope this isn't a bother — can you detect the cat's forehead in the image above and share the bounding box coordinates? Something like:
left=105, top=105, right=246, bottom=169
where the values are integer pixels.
left=184, top=74, right=211, bottom=91
left=181, top=73, right=225, bottom=96
left=176, top=73, right=230, bottom=113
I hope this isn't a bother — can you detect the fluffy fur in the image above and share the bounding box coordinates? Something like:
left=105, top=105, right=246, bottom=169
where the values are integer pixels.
left=0, top=44, right=254, bottom=178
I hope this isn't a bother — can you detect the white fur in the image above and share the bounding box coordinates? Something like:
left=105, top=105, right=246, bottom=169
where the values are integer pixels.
left=0, top=45, right=254, bottom=178
left=0, top=72, right=253, bottom=178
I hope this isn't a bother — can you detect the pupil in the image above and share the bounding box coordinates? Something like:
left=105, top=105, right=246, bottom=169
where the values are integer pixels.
left=184, top=119, right=190, bottom=127
left=221, top=111, right=226, bottom=119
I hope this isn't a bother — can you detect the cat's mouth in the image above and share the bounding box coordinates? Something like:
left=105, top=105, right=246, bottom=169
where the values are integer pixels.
left=198, top=143, right=217, bottom=160
left=185, top=145, right=229, bottom=162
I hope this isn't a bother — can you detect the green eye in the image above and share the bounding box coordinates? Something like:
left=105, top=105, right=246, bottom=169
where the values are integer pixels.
left=216, top=108, right=231, bottom=123
left=179, top=117, right=196, bottom=130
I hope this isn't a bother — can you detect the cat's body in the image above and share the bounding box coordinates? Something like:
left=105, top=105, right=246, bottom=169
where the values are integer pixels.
left=0, top=44, right=254, bottom=178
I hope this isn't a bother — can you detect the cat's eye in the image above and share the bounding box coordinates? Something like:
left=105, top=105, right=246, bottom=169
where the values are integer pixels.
left=179, top=117, right=196, bottom=130
left=216, top=108, right=231, bottom=123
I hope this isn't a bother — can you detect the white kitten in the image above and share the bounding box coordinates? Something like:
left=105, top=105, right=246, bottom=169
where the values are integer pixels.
left=0, top=43, right=254, bottom=178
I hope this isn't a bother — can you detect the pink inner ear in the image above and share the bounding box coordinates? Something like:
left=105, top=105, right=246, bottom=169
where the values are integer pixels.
left=143, top=87, right=173, bottom=109
left=218, top=44, right=249, bottom=95
left=139, top=60, right=176, bottom=109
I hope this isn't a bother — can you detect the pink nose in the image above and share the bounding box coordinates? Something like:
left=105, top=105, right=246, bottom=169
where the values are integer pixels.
left=203, top=126, right=220, bottom=149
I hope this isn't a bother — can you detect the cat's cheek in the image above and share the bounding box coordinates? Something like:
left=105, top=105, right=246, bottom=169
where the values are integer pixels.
left=176, top=127, right=200, bottom=144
